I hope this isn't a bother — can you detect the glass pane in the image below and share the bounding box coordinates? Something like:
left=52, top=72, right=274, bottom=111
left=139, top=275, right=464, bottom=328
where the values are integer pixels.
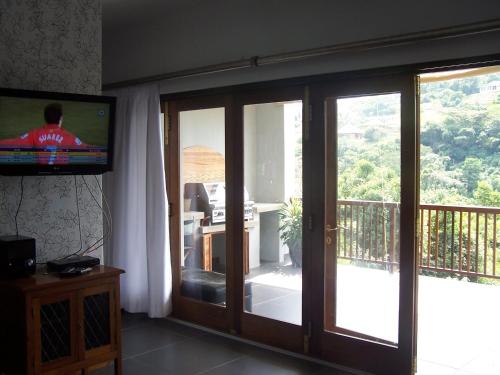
left=179, top=108, right=227, bottom=306
left=333, top=93, right=401, bottom=344
left=40, top=300, right=71, bottom=362
left=243, top=101, right=303, bottom=325
left=84, top=292, right=110, bottom=350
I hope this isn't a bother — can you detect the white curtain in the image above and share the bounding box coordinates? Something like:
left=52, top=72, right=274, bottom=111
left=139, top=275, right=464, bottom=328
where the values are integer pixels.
left=103, top=83, right=172, bottom=318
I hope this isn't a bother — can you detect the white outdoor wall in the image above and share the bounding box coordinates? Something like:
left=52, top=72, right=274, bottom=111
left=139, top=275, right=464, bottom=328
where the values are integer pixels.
left=0, top=0, right=104, bottom=262
left=243, top=106, right=257, bottom=200
left=103, top=0, right=500, bottom=90
left=255, top=104, right=285, bottom=203
left=180, top=108, right=225, bottom=156
left=178, top=103, right=292, bottom=204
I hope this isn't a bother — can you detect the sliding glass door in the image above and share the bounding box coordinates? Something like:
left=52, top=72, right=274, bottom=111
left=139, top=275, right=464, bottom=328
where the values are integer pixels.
left=166, top=96, right=233, bottom=331
left=165, top=74, right=418, bottom=373
left=310, top=75, right=418, bottom=374
left=236, top=88, right=306, bottom=352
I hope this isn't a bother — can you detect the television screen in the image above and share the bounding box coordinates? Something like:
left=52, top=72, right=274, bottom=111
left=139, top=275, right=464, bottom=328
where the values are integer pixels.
left=0, top=89, right=115, bottom=175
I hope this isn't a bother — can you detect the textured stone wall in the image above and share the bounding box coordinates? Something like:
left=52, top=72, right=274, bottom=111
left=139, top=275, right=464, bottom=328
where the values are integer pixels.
left=0, top=0, right=104, bottom=262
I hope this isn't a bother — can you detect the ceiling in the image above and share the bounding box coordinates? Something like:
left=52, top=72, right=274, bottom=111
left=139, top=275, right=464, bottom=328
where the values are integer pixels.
left=102, top=0, right=197, bottom=30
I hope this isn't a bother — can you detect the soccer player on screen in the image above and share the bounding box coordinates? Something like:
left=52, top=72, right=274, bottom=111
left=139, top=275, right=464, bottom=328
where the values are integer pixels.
left=0, top=103, right=88, bottom=164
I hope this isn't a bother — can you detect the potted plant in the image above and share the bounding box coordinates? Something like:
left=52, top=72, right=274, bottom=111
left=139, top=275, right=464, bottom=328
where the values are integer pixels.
left=279, top=197, right=303, bottom=268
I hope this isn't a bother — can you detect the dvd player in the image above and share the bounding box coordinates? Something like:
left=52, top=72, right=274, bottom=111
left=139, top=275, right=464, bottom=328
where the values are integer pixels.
left=47, top=255, right=100, bottom=272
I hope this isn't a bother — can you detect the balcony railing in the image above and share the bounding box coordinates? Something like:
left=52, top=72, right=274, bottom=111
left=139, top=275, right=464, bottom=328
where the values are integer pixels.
left=336, top=200, right=500, bottom=279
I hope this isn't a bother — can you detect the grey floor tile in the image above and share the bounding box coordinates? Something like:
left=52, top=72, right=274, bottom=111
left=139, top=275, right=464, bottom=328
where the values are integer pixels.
left=91, top=358, right=168, bottom=375
left=151, top=318, right=210, bottom=338
left=200, top=355, right=320, bottom=375
left=121, top=311, right=150, bottom=330
left=192, top=332, right=284, bottom=358
left=122, top=322, right=188, bottom=359
left=195, top=332, right=255, bottom=351
left=313, top=366, right=357, bottom=375
left=107, top=313, right=352, bottom=375
left=243, top=348, right=346, bottom=375
left=133, top=336, right=245, bottom=374
left=195, top=335, right=348, bottom=374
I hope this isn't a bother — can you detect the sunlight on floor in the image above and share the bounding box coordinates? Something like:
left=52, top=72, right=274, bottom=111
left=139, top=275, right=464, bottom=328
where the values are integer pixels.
left=247, top=271, right=302, bottom=291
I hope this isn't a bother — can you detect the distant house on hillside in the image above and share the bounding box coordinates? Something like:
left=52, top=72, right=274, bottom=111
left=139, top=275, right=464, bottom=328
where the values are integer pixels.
left=338, top=124, right=362, bottom=139
left=480, top=80, right=500, bottom=93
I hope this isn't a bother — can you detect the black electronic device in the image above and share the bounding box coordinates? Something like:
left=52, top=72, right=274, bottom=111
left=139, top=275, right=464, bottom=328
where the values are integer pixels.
left=0, top=235, right=36, bottom=279
left=0, top=87, right=116, bottom=176
left=47, top=255, right=100, bottom=272
left=58, top=266, right=93, bottom=277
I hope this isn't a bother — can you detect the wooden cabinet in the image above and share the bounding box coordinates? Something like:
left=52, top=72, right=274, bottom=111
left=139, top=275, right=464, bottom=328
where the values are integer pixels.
left=0, top=266, right=124, bottom=375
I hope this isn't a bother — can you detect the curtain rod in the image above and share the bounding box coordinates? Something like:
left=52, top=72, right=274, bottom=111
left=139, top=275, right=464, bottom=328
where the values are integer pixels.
left=103, top=18, right=500, bottom=90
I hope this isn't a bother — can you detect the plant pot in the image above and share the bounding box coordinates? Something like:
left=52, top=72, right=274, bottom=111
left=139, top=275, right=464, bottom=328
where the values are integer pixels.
left=287, top=239, right=302, bottom=268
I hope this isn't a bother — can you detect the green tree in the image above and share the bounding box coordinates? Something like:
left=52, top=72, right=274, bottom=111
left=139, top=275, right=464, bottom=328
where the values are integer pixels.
left=473, top=181, right=500, bottom=206
left=364, top=127, right=383, bottom=143
left=461, top=157, right=483, bottom=194
left=439, top=89, right=464, bottom=107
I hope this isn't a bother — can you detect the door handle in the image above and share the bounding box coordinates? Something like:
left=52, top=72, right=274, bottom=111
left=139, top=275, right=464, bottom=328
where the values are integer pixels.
left=325, top=224, right=347, bottom=232
left=325, top=224, right=337, bottom=232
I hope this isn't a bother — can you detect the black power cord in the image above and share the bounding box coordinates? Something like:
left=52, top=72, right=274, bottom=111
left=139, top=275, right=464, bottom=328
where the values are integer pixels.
left=14, top=176, right=24, bottom=237
left=74, top=175, right=83, bottom=253
left=56, top=176, right=112, bottom=259
left=57, top=176, right=84, bottom=260
left=80, top=175, right=112, bottom=256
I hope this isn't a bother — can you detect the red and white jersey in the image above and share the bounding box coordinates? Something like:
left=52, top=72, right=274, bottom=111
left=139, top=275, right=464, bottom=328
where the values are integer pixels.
left=0, top=124, right=86, bottom=148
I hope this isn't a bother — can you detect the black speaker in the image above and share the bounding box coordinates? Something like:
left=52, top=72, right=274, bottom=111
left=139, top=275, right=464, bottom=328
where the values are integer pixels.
left=0, top=235, right=36, bottom=279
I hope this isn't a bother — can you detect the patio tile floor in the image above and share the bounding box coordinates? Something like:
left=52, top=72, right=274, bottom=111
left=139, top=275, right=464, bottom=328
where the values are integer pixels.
left=247, top=262, right=500, bottom=375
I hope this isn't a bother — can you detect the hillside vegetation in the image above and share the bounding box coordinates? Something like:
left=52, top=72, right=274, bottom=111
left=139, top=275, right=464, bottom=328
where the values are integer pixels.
left=337, top=72, right=500, bottom=207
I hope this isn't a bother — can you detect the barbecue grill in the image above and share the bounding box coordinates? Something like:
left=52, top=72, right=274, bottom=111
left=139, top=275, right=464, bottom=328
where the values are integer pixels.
left=184, top=182, right=254, bottom=224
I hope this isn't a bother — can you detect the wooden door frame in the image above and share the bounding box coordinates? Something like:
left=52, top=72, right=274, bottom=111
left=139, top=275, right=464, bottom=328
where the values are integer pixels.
left=162, top=56, right=500, bottom=374
left=310, top=73, right=418, bottom=375
left=166, top=94, right=235, bottom=332
left=233, top=86, right=307, bottom=352
left=166, top=86, right=310, bottom=349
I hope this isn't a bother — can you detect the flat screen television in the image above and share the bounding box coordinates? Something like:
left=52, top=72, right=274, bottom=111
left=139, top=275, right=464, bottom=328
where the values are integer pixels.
left=0, top=88, right=116, bottom=175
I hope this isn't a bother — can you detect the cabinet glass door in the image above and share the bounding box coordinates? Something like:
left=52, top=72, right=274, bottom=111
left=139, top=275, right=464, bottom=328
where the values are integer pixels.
left=34, top=293, right=78, bottom=372
left=82, top=284, right=116, bottom=358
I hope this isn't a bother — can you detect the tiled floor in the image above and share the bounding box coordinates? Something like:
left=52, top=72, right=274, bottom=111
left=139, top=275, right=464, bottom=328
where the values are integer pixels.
left=246, top=260, right=302, bottom=325
left=248, top=262, right=500, bottom=375
left=92, top=312, right=352, bottom=375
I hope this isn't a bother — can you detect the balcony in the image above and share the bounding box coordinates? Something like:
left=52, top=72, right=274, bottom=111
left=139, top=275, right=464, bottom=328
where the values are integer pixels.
left=336, top=200, right=500, bottom=280
left=334, top=199, right=500, bottom=374
left=242, top=199, right=500, bottom=372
